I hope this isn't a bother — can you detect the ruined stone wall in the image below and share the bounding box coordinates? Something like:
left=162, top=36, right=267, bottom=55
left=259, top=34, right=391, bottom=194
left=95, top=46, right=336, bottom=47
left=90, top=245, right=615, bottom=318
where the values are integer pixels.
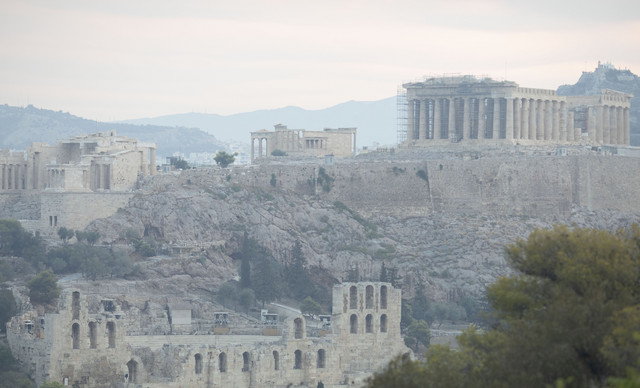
left=8, top=283, right=407, bottom=388
left=40, top=192, right=133, bottom=230
left=218, top=154, right=640, bottom=218
left=111, top=150, right=144, bottom=191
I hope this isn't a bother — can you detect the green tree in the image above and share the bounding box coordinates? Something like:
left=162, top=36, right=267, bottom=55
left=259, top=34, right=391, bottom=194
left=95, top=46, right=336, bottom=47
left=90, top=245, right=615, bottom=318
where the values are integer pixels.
left=404, top=319, right=431, bottom=351
left=170, top=157, right=189, bottom=170
left=285, top=241, right=313, bottom=299
left=57, top=227, right=74, bottom=244
left=300, top=296, right=324, bottom=315
left=214, top=151, right=237, bottom=168
left=27, top=270, right=59, bottom=305
left=251, top=251, right=282, bottom=306
left=366, top=225, right=640, bottom=388
left=271, top=149, right=287, bottom=156
left=40, top=382, right=65, bottom=388
left=238, top=288, right=255, bottom=313
left=0, top=288, right=17, bottom=333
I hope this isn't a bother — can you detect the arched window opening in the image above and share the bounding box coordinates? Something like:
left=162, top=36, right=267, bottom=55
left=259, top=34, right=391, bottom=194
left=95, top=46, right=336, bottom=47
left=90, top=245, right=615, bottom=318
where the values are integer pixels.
left=195, top=353, right=202, bottom=374
left=317, top=349, right=326, bottom=369
left=380, top=314, right=388, bottom=333
left=219, top=352, right=227, bottom=372
left=89, top=321, right=97, bottom=349
left=107, top=321, right=116, bottom=348
left=365, top=285, right=374, bottom=309
left=273, top=351, right=279, bottom=370
left=72, top=323, right=80, bottom=349
left=72, top=291, right=80, bottom=320
left=349, top=286, right=357, bottom=309
left=365, top=314, right=373, bottom=333
left=242, top=352, right=250, bottom=372
left=380, top=286, right=388, bottom=309
left=126, top=359, right=137, bottom=383
left=350, top=314, right=358, bottom=334
left=294, top=317, right=303, bottom=339
left=294, top=350, right=302, bottom=369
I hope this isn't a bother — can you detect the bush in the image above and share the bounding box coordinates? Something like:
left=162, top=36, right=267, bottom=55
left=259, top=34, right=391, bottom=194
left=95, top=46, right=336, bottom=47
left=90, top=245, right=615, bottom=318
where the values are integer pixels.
left=27, top=270, right=59, bottom=305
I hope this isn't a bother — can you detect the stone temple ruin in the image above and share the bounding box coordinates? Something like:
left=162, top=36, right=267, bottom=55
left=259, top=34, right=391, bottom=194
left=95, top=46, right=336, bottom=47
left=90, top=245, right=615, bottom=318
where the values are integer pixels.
left=7, top=282, right=408, bottom=387
left=0, top=131, right=156, bottom=233
left=400, top=75, right=632, bottom=145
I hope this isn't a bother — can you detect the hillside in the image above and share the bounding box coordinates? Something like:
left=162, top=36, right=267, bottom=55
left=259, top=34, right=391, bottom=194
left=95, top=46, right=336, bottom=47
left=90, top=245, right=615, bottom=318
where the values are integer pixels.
left=557, top=63, right=640, bottom=145
left=0, top=104, right=226, bottom=158
left=117, top=97, right=398, bottom=147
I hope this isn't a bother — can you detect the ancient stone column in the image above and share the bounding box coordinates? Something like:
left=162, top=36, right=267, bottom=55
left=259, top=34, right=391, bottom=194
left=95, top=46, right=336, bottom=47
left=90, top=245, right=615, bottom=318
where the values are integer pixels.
left=568, top=111, right=575, bottom=142
left=149, top=148, right=156, bottom=175
left=505, top=98, right=514, bottom=140
left=258, top=138, right=263, bottom=159
left=552, top=101, right=560, bottom=141
left=1, top=165, right=5, bottom=190
left=529, top=99, right=537, bottom=140
left=433, top=99, right=441, bottom=140
left=610, top=107, right=618, bottom=144
left=407, top=100, right=415, bottom=141
left=624, top=108, right=630, bottom=145
left=617, top=107, right=624, bottom=145
left=513, top=98, right=521, bottom=139
left=602, top=106, right=610, bottom=144
left=462, top=98, right=470, bottom=140
left=448, top=98, right=456, bottom=140
left=537, top=100, right=546, bottom=140
left=561, top=102, right=570, bottom=142
left=588, top=106, right=596, bottom=142
left=520, top=98, right=529, bottom=140
left=419, top=99, right=427, bottom=140
left=492, top=98, right=500, bottom=139
left=477, top=98, right=485, bottom=140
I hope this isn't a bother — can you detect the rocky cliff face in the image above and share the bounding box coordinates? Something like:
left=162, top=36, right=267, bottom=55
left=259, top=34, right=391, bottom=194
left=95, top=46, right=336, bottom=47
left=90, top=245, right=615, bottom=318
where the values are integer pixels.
left=86, top=157, right=639, bottom=304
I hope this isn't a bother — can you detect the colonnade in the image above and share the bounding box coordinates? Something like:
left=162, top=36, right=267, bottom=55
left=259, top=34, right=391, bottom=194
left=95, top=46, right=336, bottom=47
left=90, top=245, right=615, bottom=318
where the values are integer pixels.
left=0, top=163, right=27, bottom=190
left=406, top=96, right=630, bottom=145
left=91, top=164, right=111, bottom=190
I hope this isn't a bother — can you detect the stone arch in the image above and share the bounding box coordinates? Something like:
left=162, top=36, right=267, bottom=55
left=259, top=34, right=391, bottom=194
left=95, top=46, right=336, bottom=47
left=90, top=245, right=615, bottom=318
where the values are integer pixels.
left=294, top=349, right=302, bottom=369
left=242, top=351, right=250, bottom=372
left=317, top=349, right=326, bottom=369
left=350, top=314, right=358, bottom=334
left=273, top=350, right=279, bottom=370
left=195, top=353, right=203, bottom=374
left=88, top=321, right=97, bottom=349
left=365, top=285, right=374, bottom=309
left=365, top=314, right=373, bottom=333
left=72, top=291, right=80, bottom=320
left=349, top=286, right=357, bottom=309
left=219, top=352, right=227, bottom=372
left=380, top=314, right=388, bottom=332
left=294, top=317, right=303, bottom=339
left=126, top=359, right=138, bottom=383
left=380, top=286, right=387, bottom=309
left=107, top=321, right=116, bottom=348
left=72, top=322, right=80, bottom=349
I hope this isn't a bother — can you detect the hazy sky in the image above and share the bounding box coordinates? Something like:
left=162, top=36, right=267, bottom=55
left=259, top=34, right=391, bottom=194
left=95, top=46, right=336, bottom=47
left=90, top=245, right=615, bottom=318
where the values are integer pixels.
left=1, top=0, right=639, bottom=121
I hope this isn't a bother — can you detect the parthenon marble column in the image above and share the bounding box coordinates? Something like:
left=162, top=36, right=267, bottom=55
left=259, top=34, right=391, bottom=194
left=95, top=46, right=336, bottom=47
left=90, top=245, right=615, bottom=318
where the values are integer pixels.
left=624, top=108, right=630, bottom=145
left=433, top=99, right=441, bottom=139
left=588, top=106, right=596, bottom=142
left=537, top=100, right=546, bottom=140
left=505, top=98, right=514, bottom=140
left=521, top=99, right=529, bottom=140
left=609, top=107, right=617, bottom=144
left=462, top=98, right=470, bottom=140
left=617, top=107, right=624, bottom=145
left=419, top=99, right=427, bottom=140
left=513, top=99, right=521, bottom=139
left=477, top=98, right=485, bottom=139
left=448, top=98, right=456, bottom=140
left=595, top=105, right=603, bottom=143
left=602, top=107, right=610, bottom=144
left=407, top=100, right=415, bottom=141
left=552, top=101, right=559, bottom=141
left=492, top=98, right=500, bottom=139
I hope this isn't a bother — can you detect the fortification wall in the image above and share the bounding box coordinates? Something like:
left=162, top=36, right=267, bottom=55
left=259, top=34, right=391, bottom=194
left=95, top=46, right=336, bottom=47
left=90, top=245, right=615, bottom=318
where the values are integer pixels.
left=40, top=192, right=134, bottom=230
left=217, top=154, right=640, bottom=218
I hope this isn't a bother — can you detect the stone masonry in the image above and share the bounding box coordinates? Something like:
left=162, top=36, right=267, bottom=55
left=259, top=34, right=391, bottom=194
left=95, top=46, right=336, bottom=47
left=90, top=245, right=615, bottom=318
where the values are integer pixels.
left=7, top=282, right=408, bottom=388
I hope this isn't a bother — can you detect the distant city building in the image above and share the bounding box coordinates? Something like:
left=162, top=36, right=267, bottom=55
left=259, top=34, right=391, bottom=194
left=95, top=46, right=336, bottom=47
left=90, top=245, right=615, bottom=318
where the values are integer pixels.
left=399, top=75, right=632, bottom=146
left=250, top=124, right=356, bottom=163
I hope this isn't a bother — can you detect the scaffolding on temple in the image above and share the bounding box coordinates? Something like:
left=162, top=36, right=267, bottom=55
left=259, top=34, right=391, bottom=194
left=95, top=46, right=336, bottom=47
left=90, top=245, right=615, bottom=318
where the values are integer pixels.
left=396, top=86, right=407, bottom=144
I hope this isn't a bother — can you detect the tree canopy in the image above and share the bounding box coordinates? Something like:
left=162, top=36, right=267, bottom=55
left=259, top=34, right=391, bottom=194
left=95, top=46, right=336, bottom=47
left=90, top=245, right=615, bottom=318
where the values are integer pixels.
left=27, top=270, right=60, bottom=305
left=367, top=224, right=640, bottom=388
left=214, top=151, right=236, bottom=168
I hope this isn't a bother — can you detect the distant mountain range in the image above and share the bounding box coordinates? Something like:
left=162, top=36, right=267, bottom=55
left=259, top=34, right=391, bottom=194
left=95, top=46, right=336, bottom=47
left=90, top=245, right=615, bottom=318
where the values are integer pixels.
left=0, top=104, right=226, bottom=158
left=117, top=97, right=398, bottom=147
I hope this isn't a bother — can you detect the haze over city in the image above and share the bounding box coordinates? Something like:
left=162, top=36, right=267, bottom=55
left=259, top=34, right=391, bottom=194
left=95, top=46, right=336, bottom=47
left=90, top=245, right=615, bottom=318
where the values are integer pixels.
left=1, top=0, right=639, bottom=122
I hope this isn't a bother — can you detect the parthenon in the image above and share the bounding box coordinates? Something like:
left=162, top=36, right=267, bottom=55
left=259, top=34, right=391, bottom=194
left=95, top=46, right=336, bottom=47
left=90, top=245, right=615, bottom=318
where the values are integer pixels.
left=401, top=76, right=632, bottom=146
